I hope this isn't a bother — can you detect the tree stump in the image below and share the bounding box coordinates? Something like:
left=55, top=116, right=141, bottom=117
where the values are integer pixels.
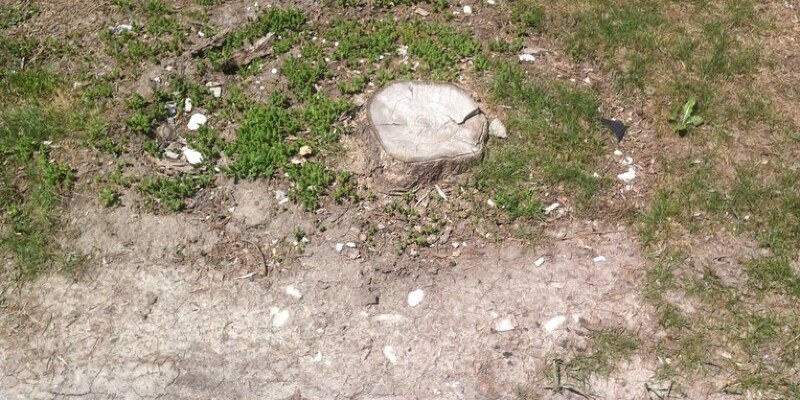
left=367, top=81, right=488, bottom=191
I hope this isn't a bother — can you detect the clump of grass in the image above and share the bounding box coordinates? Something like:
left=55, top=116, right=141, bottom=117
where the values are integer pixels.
left=474, top=62, right=606, bottom=220
left=98, top=187, right=122, bottom=208
left=398, top=21, right=481, bottom=80
left=203, top=8, right=306, bottom=67
left=565, top=330, right=639, bottom=383
left=282, top=56, right=328, bottom=100
left=137, top=174, right=212, bottom=211
left=225, top=103, right=302, bottom=179
left=301, top=94, right=353, bottom=143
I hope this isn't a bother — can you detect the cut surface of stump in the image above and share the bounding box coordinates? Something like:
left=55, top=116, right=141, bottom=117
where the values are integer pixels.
left=367, top=81, right=487, bottom=189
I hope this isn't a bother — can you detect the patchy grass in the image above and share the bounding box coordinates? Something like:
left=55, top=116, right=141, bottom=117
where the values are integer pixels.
left=473, top=62, right=607, bottom=220
left=137, top=174, right=213, bottom=212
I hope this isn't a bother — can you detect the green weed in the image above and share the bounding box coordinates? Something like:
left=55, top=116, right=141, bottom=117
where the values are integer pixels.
left=98, top=187, right=122, bottom=208
left=137, top=174, right=212, bottom=211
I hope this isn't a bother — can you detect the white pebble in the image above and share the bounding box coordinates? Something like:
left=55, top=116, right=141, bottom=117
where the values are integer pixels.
left=463, top=5, right=473, bottom=14
left=286, top=285, right=302, bottom=299
left=544, top=202, right=560, bottom=214
left=346, top=242, right=357, bottom=248
left=518, top=54, right=536, bottom=62
left=593, top=255, right=607, bottom=263
left=543, top=315, right=566, bottom=332
left=186, top=113, right=207, bottom=130
left=181, top=147, right=204, bottom=165
left=272, top=309, right=291, bottom=329
left=198, top=31, right=205, bottom=38
left=617, top=167, right=636, bottom=183
left=407, top=289, right=425, bottom=307
left=487, top=199, right=496, bottom=208
left=383, top=346, right=398, bottom=364
left=534, top=257, right=545, bottom=267
left=613, top=149, right=623, bottom=156
left=184, top=98, right=193, bottom=112
left=209, top=86, right=222, bottom=98
left=335, top=243, right=344, bottom=252
left=494, top=318, right=515, bottom=332
left=271, top=68, right=278, bottom=74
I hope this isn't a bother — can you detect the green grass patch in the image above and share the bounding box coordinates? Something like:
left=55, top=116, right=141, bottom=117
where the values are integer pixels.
left=203, top=8, right=306, bottom=68
left=137, top=174, right=213, bottom=212
left=474, top=62, right=606, bottom=220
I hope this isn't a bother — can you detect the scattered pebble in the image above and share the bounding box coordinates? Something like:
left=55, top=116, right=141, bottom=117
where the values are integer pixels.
left=434, top=185, right=448, bottom=200
left=544, top=202, right=560, bottom=214
left=415, top=7, right=430, bottom=16
left=463, top=5, right=473, bottom=14
left=272, top=309, right=292, bottom=329
left=275, top=190, right=290, bottom=205
left=407, top=289, right=425, bottom=307
left=184, top=98, right=193, bottom=112
left=534, top=257, right=545, bottom=267
left=335, top=243, right=344, bottom=253
left=613, top=149, right=623, bottom=156
left=487, top=199, right=496, bottom=208
left=209, top=86, right=222, bottom=98
left=198, top=31, right=206, bottom=38
left=346, top=242, right=357, bottom=248
left=239, top=272, right=256, bottom=280
left=621, top=156, right=634, bottom=166
left=494, top=318, right=516, bottom=332
left=518, top=54, right=536, bottom=62
left=543, top=315, right=566, bottom=331
left=187, top=113, right=207, bottom=131
left=298, top=145, right=313, bottom=157
left=182, top=147, right=204, bottom=165
left=487, top=0, right=496, bottom=4
left=617, top=167, right=636, bottom=183
left=286, top=285, right=302, bottom=299
left=313, top=351, right=323, bottom=362
left=271, top=68, right=278, bottom=74
left=383, top=346, right=398, bottom=364
left=593, top=255, right=607, bottom=263
left=489, top=118, right=507, bottom=138
left=109, top=24, right=133, bottom=32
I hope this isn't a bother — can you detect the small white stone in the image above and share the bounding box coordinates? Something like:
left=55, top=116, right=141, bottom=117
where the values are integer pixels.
left=187, top=113, right=207, bottom=130
left=617, top=167, right=636, bottom=183
left=534, top=257, right=545, bottom=267
left=621, top=156, right=634, bottom=166
left=519, top=54, right=536, bottom=62
left=593, top=255, right=607, bottom=263
left=182, top=147, right=204, bottom=165
left=487, top=0, right=495, bottom=4
left=335, top=243, right=344, bottom=252
left=487, top=199, right=496, bottom=208
left=494, top=318, right=515, bottom=332
left=272, top=309, right=291, bottom=329
left=286, top=285, right=302, bottom=299
left=198, top=31, right=205, bottom=38
left=209, top=86, right=222, bottom=98
left=407, top=289, right=425, bottom=307
left=613, top=149, right=623, bottom=156
left=271, top=68, right=278, bottom=74
left=383, top=346, right=398, bottom=364
left=298, top=145, right=313, bottom=157
left=346, top=242, right=357, bottom=248
left=313, top=351, right=323, bottom=362
left=543, top=315, right=566, bottom=331
left=489, top=118, right=507, bottom=138
left=463, top=5, right=473, bottom=14
left=184, top=98, right=193, bottom=112
left=544, top=202, right=560, bottom=214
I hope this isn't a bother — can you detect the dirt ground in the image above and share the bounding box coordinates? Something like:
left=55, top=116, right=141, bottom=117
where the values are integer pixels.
left=1, top=190, right=660, bottom=399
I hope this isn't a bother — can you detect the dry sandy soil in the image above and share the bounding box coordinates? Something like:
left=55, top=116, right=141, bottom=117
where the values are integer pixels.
left=1, top=191, right=658, bottom=399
